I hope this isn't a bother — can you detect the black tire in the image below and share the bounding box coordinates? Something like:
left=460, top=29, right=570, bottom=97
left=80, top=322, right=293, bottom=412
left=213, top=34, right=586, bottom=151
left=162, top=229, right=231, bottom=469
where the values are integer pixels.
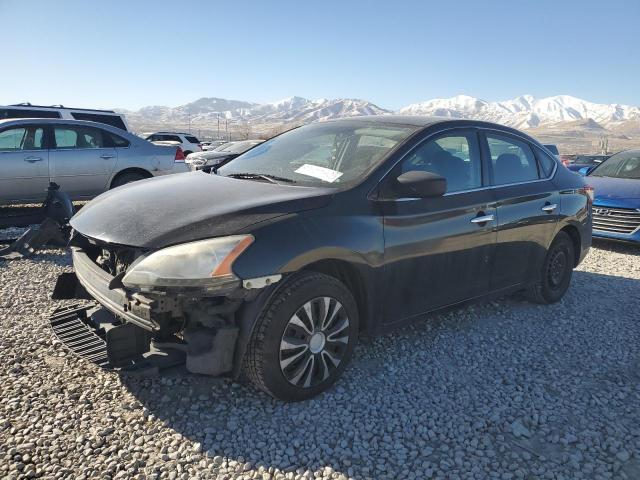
left=110, top=172, right=149, bottom=189
left=525, top=231, right=575, bottom=304
left=243, top=272, right=359, bottom=401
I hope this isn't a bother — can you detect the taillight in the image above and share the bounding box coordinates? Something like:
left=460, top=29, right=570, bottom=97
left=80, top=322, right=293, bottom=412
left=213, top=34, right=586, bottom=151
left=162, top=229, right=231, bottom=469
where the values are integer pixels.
left=580, top=185, right=594, bottom=203
left=174, top=147, right=185, bottom=162
left=198, top=143, right=203, bottom=150
left=562, top=159, right=570, bottom=166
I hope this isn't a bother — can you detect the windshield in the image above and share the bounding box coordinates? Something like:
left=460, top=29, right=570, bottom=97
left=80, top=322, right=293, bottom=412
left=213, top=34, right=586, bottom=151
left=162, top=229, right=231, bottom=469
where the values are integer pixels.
left=590, top=151, right=640, bottom=179
left=217, top=121, right=418, bottom=186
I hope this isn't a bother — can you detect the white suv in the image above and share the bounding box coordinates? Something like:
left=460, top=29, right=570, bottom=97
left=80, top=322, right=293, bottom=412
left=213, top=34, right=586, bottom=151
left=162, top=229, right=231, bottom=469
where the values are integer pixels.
left=145, top=132, right=202, bottom=156
left=1, top=103, right=130, bottom=131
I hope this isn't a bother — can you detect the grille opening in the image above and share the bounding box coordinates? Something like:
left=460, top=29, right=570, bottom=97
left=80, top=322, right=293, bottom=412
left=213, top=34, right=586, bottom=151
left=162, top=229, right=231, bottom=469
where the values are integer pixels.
left=592, top=207, right=640, bottom=234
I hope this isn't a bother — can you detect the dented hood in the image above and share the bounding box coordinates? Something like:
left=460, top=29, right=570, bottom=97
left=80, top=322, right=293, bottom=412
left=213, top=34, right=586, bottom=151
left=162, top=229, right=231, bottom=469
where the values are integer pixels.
left=70, top=172, right=333, bottom=249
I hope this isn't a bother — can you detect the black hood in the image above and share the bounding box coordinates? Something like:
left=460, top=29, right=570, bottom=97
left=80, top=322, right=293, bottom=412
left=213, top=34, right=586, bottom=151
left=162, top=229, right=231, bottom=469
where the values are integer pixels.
left=71, top=172, right=334, bottom=249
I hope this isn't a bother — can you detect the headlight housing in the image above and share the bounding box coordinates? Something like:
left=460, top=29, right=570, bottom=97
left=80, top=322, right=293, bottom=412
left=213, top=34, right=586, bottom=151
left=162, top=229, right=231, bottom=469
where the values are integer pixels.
left=122, top=235, right=254, bottom=291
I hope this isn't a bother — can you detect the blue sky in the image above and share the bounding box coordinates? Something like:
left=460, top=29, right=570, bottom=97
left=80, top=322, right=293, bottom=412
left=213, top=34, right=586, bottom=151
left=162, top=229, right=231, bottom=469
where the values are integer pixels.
left=1, top=0, right=638, bottom=110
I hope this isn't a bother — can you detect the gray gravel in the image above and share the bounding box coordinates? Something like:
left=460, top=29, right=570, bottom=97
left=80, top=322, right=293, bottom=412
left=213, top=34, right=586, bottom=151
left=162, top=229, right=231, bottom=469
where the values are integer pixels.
left=1, top=240, right=639, bottom=479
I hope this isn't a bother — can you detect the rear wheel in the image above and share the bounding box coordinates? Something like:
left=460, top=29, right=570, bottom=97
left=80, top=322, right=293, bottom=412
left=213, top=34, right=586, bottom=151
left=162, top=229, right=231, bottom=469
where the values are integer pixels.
left=525, top=231, right=575, bottom=304
left=243, top=272, right=359, bottom=401
left=110, top=171, right=149, bottom=189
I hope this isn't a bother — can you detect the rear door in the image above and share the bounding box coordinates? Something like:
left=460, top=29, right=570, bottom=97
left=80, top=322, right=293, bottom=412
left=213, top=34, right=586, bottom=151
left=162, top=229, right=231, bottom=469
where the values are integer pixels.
left=482, top=131, right=560, bottom=289
left=49, top=124, right=118, bottom=198
left=380, top=129, right=497, bottom=324
left=0, top=123, right=50, bottom=203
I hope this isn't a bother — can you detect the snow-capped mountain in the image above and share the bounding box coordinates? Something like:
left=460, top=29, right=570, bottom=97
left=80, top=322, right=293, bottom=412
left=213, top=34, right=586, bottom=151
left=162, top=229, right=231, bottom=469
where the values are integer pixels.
left=120, top=94, right=640, bottom=143
left=119, top=96, right=390, bottom=127
left=398, top=94, right=640, bottom=129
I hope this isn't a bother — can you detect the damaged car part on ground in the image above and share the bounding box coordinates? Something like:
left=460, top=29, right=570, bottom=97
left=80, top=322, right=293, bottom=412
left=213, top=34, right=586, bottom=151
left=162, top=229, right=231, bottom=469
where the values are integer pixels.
left=0, top=182, right=74, bottom=259
left=51, top=116, right=593, bottom=401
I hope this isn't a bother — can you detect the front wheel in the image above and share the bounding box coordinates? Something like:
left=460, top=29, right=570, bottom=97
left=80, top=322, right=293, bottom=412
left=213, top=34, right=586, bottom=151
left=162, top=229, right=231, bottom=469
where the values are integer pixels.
left=243, top=272, right=359, bottom=401
left=525, top=231, right=575, bottom=304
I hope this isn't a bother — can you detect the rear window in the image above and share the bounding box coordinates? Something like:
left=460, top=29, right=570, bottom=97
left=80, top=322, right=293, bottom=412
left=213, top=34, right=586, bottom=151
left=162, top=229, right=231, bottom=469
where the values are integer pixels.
left=70, top=112, right=127, bottom=131
left=0, top=108, right=61, bottom=119
left=185, top=135, right=200, bottom=143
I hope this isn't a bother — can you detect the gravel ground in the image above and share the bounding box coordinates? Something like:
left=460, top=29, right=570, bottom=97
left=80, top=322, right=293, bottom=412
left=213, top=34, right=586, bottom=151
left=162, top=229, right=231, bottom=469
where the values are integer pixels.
left=0, top=240, right=639, bottom=479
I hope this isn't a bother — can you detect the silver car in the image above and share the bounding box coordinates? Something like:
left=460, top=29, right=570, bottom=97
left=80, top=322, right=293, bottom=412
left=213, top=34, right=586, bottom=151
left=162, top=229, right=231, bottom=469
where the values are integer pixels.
left=0, top=118, right=189, bottom=204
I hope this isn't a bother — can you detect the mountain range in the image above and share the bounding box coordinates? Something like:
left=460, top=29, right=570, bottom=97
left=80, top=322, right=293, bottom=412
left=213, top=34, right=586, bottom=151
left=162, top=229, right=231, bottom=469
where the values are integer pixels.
left=118, top=94, right=640, bottom=153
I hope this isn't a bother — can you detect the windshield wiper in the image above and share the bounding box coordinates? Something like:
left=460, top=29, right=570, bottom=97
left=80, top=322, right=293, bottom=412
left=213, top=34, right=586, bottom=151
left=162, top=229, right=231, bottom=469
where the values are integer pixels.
left=225, top=173, right=295, bottom=184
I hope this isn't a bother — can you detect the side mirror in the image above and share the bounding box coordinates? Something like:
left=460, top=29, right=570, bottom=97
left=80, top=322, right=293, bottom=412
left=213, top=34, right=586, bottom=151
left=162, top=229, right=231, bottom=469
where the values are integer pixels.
left=578, top=167, right=591, bottom=176
left=395, top=171, right=447, bottom=198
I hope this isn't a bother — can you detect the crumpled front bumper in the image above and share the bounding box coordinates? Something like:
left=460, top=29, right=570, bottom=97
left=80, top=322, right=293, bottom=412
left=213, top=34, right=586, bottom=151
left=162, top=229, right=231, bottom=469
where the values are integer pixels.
left=66, top=247, right=159, bottom=331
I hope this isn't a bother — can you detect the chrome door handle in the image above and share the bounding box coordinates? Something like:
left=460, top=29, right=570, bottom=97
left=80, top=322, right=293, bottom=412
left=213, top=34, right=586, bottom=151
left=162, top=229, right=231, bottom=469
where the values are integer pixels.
left=541, top=203, right=558, bottom=212
left=470, top=214, right=495, bottom=224
left=24, top=156, right=43, bottom=163
left=100, top=154, right=116, bottom=159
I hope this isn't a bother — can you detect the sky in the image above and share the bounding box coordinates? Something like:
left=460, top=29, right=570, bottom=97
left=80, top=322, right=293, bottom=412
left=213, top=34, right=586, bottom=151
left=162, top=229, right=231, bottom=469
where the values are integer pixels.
left=1, top=0, right=639, bottom=111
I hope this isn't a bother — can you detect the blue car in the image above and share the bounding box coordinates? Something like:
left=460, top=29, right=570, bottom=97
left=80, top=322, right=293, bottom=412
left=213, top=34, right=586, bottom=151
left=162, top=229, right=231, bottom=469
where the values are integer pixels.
left=580, top=149, right=640, bottom=244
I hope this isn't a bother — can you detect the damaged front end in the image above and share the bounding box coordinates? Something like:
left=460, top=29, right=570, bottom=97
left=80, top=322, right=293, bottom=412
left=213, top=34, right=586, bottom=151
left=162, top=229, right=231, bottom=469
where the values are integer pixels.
left=51, top=232, right=280, bottom=376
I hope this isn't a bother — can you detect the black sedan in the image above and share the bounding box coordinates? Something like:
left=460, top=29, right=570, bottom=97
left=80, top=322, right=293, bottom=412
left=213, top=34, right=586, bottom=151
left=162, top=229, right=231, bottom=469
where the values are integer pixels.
left=53, top=116, right=592, bottom=401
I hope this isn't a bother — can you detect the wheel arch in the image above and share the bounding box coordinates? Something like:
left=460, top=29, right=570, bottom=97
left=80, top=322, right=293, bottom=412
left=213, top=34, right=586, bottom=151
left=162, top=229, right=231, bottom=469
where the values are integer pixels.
left=109, top=167, right=153, bottom=188
left=301, top=258, right=371, bottom=334
left=558, top=224, right=581, bottom=267
left=231, top=258, right=374, bottom=380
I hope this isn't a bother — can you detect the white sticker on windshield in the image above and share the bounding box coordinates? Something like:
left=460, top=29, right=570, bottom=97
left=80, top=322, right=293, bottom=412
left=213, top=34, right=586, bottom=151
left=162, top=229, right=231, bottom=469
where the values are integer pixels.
left=295, top=164, right=343, bottom=183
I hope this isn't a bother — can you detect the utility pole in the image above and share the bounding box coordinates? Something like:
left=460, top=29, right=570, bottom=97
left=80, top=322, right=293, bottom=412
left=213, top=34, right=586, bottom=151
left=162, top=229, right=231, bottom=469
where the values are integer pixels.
left=217, top=114, right=220, bottom=140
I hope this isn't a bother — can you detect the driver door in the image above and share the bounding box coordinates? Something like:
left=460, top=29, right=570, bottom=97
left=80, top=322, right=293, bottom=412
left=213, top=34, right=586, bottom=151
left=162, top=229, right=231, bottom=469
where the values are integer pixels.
left=0, top=123, right=50, bottom=203
left=378, top=129, right=497, bottom=325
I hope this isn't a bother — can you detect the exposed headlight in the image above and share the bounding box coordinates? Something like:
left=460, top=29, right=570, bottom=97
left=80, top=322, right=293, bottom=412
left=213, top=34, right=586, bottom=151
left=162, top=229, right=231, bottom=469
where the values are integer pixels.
left=122, top=235, right=254, bottom=291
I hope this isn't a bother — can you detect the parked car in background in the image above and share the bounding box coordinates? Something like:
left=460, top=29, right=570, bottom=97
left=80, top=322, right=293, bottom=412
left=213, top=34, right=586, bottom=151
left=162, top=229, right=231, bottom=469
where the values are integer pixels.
left=0, top=103, right=129, bottom=131
left=56, top=116, right=592, bottom=401
left=0, top=119, right=188, bottom=204
left=186, top=139, right=264, bottom=172
left=579, top=149, right=640, bottom=244
left=146, top=132, right=202, bottom=156
left=566, top=154, right=610, bottom=172
left=202, top=140, right=229, bottom=151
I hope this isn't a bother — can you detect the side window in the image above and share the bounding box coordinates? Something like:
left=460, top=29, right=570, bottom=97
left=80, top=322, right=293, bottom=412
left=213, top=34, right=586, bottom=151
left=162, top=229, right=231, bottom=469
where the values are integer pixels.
left=70, top=112, right=127, bottom=130
left=534, top=147, right=557, bottom=177
left=398, top=131, right=482, bottom=193
left=185, top=135, right=199, bottom=143
left=167, top=135, right=182, bottom=142
left=487, top=135, right=539, bottom=185
left=0, top=108, right=60, bottom=119
left=104, top=131, right=130, bottom=148
left=0, top=126, right=45, bottom=151
left=54, top=126, right=104, bottom=149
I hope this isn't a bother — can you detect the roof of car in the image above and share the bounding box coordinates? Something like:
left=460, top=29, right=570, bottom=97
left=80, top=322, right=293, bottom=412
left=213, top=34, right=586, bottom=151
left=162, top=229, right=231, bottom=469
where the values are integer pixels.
left=324, top=115, right=445, bottom=127
left=5, top=103, right=117, bottom=114
left=0, top=118, right=132, bottom=135
left=152, top=132, right=193, bottom=135
left=0, top=117, right=118, bottom=126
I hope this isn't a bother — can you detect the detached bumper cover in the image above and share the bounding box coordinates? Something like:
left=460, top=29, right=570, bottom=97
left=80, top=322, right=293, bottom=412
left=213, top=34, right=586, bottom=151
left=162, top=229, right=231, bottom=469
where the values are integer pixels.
left=71, top=248, right=157, bottom=331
